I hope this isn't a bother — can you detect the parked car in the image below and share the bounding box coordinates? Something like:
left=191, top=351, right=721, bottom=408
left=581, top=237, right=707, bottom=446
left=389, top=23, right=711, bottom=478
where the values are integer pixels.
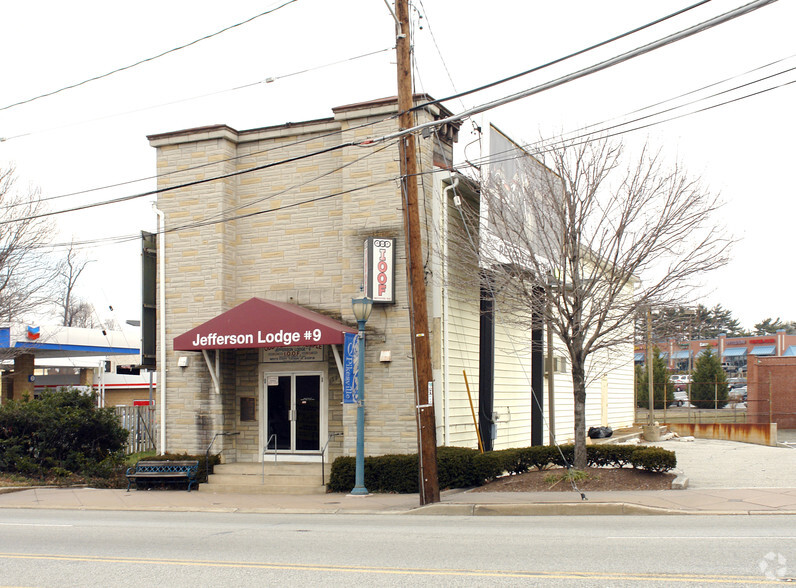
left=669, top=374, right=691, bottom=392
left=671, top=390, right=689, bottom=406
left=729, top=386, right=747, bottom=403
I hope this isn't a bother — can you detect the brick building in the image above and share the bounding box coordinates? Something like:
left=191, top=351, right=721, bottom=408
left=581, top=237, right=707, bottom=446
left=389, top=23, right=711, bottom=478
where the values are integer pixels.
left=148, top=96, right=635, bottom=472
left=747, top=356, right=796, bottom=429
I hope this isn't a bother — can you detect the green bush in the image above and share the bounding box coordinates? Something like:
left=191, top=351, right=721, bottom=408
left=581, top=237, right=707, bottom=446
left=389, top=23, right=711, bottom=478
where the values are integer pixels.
left=502, top=446, right=559, bottom=473
left=630, top=447, right=677, bottom=472
left=327, top=443, right=678, bottom=493
left=328, top=456, right=355, bottom=492
left=0, top=388, right=128, bottom=480
left=367, top=454, right=418, bottom=493
left=589, top=444, right=637, bottom=468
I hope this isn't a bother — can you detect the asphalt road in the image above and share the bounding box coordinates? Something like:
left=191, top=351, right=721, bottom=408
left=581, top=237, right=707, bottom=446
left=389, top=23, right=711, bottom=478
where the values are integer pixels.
left=1, top=509, right=794, bottom=586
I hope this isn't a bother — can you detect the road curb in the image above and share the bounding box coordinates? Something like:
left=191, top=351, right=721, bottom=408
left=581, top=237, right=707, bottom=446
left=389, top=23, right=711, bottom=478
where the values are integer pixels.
left=409, top=502, right=679, bottom=516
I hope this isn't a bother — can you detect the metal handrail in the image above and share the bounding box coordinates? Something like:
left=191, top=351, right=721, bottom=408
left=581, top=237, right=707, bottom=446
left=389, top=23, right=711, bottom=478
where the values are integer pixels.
left=321, top=432, right=342, bottom=485
left=262, top=434, right=277, bottom=484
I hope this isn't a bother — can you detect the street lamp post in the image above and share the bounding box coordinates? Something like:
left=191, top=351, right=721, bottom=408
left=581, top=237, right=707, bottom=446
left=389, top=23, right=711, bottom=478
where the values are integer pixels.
left=350, top=295, right=373, bottom=495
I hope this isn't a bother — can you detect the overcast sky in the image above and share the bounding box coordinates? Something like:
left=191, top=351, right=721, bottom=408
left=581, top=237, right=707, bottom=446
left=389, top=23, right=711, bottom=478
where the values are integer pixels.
left=1, top=0, right=793, bottom=331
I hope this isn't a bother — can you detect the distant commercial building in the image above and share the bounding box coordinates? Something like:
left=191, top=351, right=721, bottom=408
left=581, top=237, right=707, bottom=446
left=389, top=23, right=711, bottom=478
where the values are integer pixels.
left=0, top=324, right=148, bottom=406
left=635, top=330, right=796, bottom=375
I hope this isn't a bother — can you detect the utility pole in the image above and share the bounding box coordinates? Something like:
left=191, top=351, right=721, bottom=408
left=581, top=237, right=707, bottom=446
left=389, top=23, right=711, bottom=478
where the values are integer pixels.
left=394, top=0, right=439, bottom=505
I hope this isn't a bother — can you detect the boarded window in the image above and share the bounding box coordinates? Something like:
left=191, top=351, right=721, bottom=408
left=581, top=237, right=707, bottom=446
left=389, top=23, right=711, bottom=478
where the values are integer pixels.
left=240, top=397, right=256, bottom=422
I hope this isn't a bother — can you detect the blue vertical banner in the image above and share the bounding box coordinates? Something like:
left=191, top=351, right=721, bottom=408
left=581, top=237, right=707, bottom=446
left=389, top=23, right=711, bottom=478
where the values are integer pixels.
left=343, top=332, right=359, bottom=404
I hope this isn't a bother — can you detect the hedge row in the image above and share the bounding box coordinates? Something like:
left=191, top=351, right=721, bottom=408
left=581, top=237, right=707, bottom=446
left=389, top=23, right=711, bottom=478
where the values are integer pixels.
left=328, top=444, right=676, bottom=493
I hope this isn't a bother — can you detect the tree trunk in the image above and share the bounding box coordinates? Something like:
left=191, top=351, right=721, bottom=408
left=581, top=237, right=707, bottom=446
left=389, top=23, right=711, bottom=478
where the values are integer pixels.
left=572, top=361, right=588, bottom=470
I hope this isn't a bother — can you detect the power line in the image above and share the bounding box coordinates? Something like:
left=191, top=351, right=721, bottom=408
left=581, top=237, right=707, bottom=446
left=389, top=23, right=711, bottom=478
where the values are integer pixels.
left=0, top=1, right=726, bottom=207
left=467, top=63, right=796, bottom=169
left=0, top=0, right=726, bottom=204
left=21, top=60, right=796, bottom=247
left=1, top=111, right=399, bottom=212
left=0, top=46, right=393, bottom=144
left=29, top=58, right=794, bottom=255
left=410, top=0, right=714, bottom=114
left=381, top=0, right=778, bottom=143
left=35, top=176, right=397, bottom=253
left=462, top=54, right=796, bottom=169
left=0, top=0, right=299, bottom=113
left=0, top=139, right=355, bottom=225
left=3, top=1, right=780, bottom=228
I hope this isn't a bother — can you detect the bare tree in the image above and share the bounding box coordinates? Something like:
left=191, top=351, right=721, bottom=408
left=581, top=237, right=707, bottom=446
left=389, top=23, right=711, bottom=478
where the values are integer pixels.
left=55, top=242, right=95, bottom=327
left=466, top=137, right=731, bottom=469
left=0, top=166, right=57, bottom=322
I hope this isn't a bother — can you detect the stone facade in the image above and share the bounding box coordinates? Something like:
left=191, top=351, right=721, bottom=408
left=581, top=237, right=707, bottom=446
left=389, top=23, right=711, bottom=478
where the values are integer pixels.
left=149, top=97, right=458, bottom=461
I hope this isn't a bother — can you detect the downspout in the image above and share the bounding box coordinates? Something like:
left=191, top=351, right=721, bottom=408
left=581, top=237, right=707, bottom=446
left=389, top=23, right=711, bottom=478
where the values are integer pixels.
left=442, top=178, right=459, bottom=445
left=153, top=204, right=167, bottom=455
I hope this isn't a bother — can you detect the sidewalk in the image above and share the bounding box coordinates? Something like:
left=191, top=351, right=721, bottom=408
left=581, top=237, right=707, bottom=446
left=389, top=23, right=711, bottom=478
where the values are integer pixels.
left=0, top=436, right=794, bottom=516
left=1, top=484, right=795, bottom=516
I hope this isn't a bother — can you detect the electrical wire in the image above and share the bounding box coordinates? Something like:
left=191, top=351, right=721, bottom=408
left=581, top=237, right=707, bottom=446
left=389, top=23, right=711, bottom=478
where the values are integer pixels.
left=31, top=141, right=397, bottom=251
left=34, top=176, right=397, bottom=253
left=0, top=46, right=393, bottom=144
left=462, top=63, right=796, bottom=171
left=17, top=61, right=795, bottom=248
left=378, top=0, right=778, bottom=144
left=1, top=110, right=400, bottom=212
left=0, top=0, right=730, bottom=204
left=3, top=2, right=784, bottom=231
left=0, top=0, right=733, bottom=207
left=0, top=139, right=356, bottom=225
left=0, top=0, right=300, bottom=113
left=413, top=0, right=469, bottom=113
left=409, top=0, right=714, bottom=114
left=166, top=140, right=396, bottom=234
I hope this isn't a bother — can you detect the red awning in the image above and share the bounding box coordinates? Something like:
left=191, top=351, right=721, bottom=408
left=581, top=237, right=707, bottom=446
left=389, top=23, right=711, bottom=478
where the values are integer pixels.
left=173, top=298, right=356, bottom=351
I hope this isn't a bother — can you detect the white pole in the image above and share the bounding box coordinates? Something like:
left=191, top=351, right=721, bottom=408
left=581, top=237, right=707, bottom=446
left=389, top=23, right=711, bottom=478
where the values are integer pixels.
left=153, top=204, right=167, bottom=455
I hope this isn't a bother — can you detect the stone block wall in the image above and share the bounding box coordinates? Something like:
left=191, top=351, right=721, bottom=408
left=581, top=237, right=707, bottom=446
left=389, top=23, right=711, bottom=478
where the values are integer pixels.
left=148, top=97, right=457, bottom=458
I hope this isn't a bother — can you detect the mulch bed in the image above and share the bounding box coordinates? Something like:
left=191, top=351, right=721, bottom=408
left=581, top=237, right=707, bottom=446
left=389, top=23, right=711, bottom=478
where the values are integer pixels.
left=470, top=466, right=677, bottom=492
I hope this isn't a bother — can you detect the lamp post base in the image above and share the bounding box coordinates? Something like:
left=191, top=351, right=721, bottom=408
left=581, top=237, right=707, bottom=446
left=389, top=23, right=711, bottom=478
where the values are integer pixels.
left=348, top=486, right=370, bottom=496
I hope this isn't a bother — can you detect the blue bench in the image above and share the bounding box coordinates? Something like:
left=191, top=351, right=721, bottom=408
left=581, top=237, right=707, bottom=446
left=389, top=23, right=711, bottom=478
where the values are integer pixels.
left=126, top=460, right=199, bottom=492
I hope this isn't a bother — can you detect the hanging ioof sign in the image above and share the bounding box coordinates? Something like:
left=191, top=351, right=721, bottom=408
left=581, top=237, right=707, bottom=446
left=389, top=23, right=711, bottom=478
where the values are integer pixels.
left=343, top=332, right=359, bottom=404
left=364, top=237, right=396, bottom=304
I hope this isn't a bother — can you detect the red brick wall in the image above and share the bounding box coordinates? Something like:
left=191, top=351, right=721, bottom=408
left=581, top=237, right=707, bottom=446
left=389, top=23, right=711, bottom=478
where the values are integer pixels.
left=747, top=356, right=796, bottom=429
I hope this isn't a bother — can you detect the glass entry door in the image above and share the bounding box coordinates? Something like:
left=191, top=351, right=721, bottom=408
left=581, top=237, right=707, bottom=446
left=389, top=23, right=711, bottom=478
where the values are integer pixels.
left=264, top=373, right=321, bottom=453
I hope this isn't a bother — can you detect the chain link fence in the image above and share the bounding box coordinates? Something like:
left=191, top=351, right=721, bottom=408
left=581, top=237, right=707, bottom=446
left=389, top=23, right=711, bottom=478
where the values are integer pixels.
left=635, top=378, right=795, bottom=427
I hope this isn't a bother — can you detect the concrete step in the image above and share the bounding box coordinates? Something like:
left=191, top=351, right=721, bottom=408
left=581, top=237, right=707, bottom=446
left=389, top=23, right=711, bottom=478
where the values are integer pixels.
left=204, top=461, right=330, bottom=495
left=208, top=473, right=328, bottom=486
left=214, top=462, right=325, bottom=475
left=197, top=483, right=328, bottom=495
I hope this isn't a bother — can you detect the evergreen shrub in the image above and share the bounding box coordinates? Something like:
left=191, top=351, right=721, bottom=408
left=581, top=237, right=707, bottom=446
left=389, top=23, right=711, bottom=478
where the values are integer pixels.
left=0, top=388, right=128, bottom=479
left=629, top=446, right=677, bottom=472
left=327, top=443, right=677, bottom=493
